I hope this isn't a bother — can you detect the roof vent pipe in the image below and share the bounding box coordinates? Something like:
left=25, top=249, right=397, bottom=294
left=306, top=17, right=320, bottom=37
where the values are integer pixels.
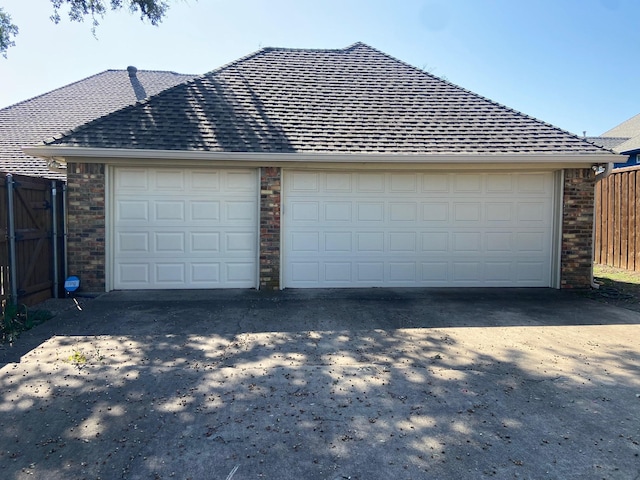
left=127, top=66, right=138, bottom=78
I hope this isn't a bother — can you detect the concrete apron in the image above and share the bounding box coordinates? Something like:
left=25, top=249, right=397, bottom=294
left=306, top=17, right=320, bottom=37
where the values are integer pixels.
left=1, top=288, right=639, bottom=480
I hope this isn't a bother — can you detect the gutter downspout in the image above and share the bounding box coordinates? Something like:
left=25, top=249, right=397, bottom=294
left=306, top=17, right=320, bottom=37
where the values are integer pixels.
left=591, top=163, right=614, bottom=289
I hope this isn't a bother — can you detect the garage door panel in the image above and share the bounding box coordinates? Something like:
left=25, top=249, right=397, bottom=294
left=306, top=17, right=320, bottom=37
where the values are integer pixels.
left=156, top=263, right=185, bottom=283
left=422, top=174, right=450, bottom=192
left=325, top=263, right=351, bottom=282
left=118, top=264, right=149, bottom=284
left=422, top=262, right=449, bottom=282
left=390, top=174, right=417, bottom=192
left=191, top=201, right=220, bottom=221
left=486, top=174, right=514, bottom=192
left=454, top=175, right=482, bottom=193
left=284, top=171, right=554, bottom=288
left=390, top=203, right=417, bottom=221
left=389, top=262, right=416, bottom=282
left=325, top=232, right=351, bottom=252
left=356, top=232, right=384, bottom=252
left=422, top=232, right=449, bottom=252
left=389, top=232, right=416, bottom=252
left=155, top=232, right=184, bottom=252
left=155, top=201, right=185, bottom=220
left=116, top=169, right=148, bottom=190
left=113, top=168, right=257, bottom=289
left=485, top=262, right=512, bottom=282
left=118, top=200, right=148, bottom=221
left=357, top=262, right=384, bottom=282
left=226, top=170, right=257, bottom=191
left=156, top=170, right=184, bottom=190
left=191, top=232, right=219, bottom=252
left=191, top=171, right=220, bottom=191
left=291, top=172, right=319, bottom=191
left=226, top=263, right=258, bottom=283
left=118, top=232, right=149, bottom=253
left=325, top=202, right=352, bottom=221
left=454, top=203, right=480, bottom=222
left=486, top=203, right=513, bottom=222
left=191, top=263, right=220, bottom=283
left=226, top=201, right=256, bottom=221
left=357, top=203, right=384, bottom=221
left=357, top=173, right=385, bottom=192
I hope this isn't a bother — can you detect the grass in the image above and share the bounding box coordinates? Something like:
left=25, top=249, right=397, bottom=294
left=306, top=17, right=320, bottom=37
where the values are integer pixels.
left=591, top=264, right=640, bottom=310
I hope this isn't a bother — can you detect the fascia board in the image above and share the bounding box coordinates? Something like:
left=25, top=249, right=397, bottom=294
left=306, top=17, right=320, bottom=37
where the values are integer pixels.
left=22, top=145, right=620, bottom=167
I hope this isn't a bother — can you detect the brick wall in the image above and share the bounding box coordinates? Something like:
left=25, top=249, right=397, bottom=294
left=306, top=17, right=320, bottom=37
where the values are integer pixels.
left=66, top=162, right=106, bottom=292
left=64, top=164, right=593, bottom=291
left=561, top=168, right=596, bottom=289
left=259, top=167, right=281, bottom=289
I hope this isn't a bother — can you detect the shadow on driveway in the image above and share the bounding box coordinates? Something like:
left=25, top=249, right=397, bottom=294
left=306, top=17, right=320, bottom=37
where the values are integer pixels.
left=1, top=288, right=639, bottom=479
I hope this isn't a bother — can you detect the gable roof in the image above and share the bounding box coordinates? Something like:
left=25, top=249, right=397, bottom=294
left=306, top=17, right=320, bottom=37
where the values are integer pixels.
left=0, top=68, right=195, bottom=178
left=596, top=114, right=640, bottom=155
left=585, top=136, right=630, bottom=151
left=601, top=113, right=640, bottom=138
left=43, top=43, right=609, bottom=158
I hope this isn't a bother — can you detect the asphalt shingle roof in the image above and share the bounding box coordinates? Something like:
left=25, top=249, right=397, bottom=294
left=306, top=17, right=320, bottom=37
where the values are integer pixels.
left=0, top=68, right=195, bottom=178
left=601, top=113, right=640, bottom=138
left=585, top=136, right=630, bottom=151
left=47, top=43, right=608, bottom=156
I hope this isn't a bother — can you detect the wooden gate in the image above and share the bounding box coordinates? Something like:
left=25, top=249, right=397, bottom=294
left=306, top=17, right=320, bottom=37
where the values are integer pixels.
left=0, top=174, right=65, bottom=306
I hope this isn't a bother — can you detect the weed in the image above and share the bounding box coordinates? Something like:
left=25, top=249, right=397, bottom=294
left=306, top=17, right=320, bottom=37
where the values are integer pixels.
left=67, top=349, right=88, bottom=364
left=0, top=302, right=28, bottom=345
left=0, top=302, right=53, bottom=345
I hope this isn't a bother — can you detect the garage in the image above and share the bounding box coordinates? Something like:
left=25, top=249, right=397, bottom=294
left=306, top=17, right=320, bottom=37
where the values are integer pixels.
left=283, top=170, right=558, bottom=288
left=111, top=167, right=258, bottom=289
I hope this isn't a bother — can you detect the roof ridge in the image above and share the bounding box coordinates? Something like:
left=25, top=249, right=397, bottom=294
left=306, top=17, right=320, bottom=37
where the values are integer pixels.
left=205, top=42, right=369, bottom=76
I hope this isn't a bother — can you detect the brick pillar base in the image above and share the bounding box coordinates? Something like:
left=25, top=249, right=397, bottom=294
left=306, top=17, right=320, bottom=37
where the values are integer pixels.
left=259, top=167, right=281, bottom=289
left=561, top=168, right=595, bottom=289
left=67, top=163, right=106, bottom=292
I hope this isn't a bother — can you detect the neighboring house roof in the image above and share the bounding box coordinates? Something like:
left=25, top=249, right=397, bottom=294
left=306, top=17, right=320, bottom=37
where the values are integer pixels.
left=585, top=136, right=630, bottom=151
left=0, top=68, right=196, bottom=178
left=601, top=113, right=640, bottom=138
left=616, top=136, right=640, bottom=154
left=44, top=42, right=609, bottom=156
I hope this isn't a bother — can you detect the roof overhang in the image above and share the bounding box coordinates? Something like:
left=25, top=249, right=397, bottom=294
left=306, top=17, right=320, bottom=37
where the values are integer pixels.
left=23, top=145, right=621, bottom=170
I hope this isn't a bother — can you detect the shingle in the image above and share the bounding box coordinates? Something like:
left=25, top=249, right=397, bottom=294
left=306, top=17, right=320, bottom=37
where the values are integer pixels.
left=0, top=69, right=196, bottom=178
left=47, top=43, right=609, bottom=156
left=585, top=136, right=630, bottom=151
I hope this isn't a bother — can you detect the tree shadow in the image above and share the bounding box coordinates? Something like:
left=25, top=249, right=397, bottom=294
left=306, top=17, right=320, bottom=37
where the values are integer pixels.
left=1, top=289, right=639, bottom=479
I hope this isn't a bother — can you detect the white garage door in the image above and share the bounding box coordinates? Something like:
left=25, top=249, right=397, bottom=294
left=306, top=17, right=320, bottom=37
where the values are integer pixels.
left=283, top=171, right=556, bottom=288
left=112, top=167, right=258, bottom=289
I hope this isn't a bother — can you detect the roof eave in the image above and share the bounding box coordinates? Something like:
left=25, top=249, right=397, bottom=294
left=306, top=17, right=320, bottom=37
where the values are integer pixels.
left=23, top=146, right=620, bottom=167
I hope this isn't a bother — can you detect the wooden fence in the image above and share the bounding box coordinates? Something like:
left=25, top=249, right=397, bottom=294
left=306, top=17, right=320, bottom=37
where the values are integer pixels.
left=594, top=165, right=640, bottom=271
left=0, top=174, right=65, bottom=306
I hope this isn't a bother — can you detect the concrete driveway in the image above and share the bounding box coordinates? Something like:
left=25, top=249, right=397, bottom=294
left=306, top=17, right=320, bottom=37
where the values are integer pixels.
left=1, top=288, right=639, bottom=480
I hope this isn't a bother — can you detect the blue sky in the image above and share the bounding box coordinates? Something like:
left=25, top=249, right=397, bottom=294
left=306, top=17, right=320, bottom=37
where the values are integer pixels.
left=0, top=0, right=637, bottom=136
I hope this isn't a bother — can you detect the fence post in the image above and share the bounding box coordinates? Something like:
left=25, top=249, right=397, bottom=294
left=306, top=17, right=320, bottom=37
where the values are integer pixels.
left=51, top=181, right=59, bottom=299
left=6, top=174, right=18, bottom=305
left=62, top=183, right=68, bottom=281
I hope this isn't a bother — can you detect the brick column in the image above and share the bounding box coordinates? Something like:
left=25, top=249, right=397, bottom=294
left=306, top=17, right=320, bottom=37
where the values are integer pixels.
left=561, top=168, right=595, bottom=288
left=259, top=167, right=281, bottom=290
left=66, top=163, right=106, bottom=292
